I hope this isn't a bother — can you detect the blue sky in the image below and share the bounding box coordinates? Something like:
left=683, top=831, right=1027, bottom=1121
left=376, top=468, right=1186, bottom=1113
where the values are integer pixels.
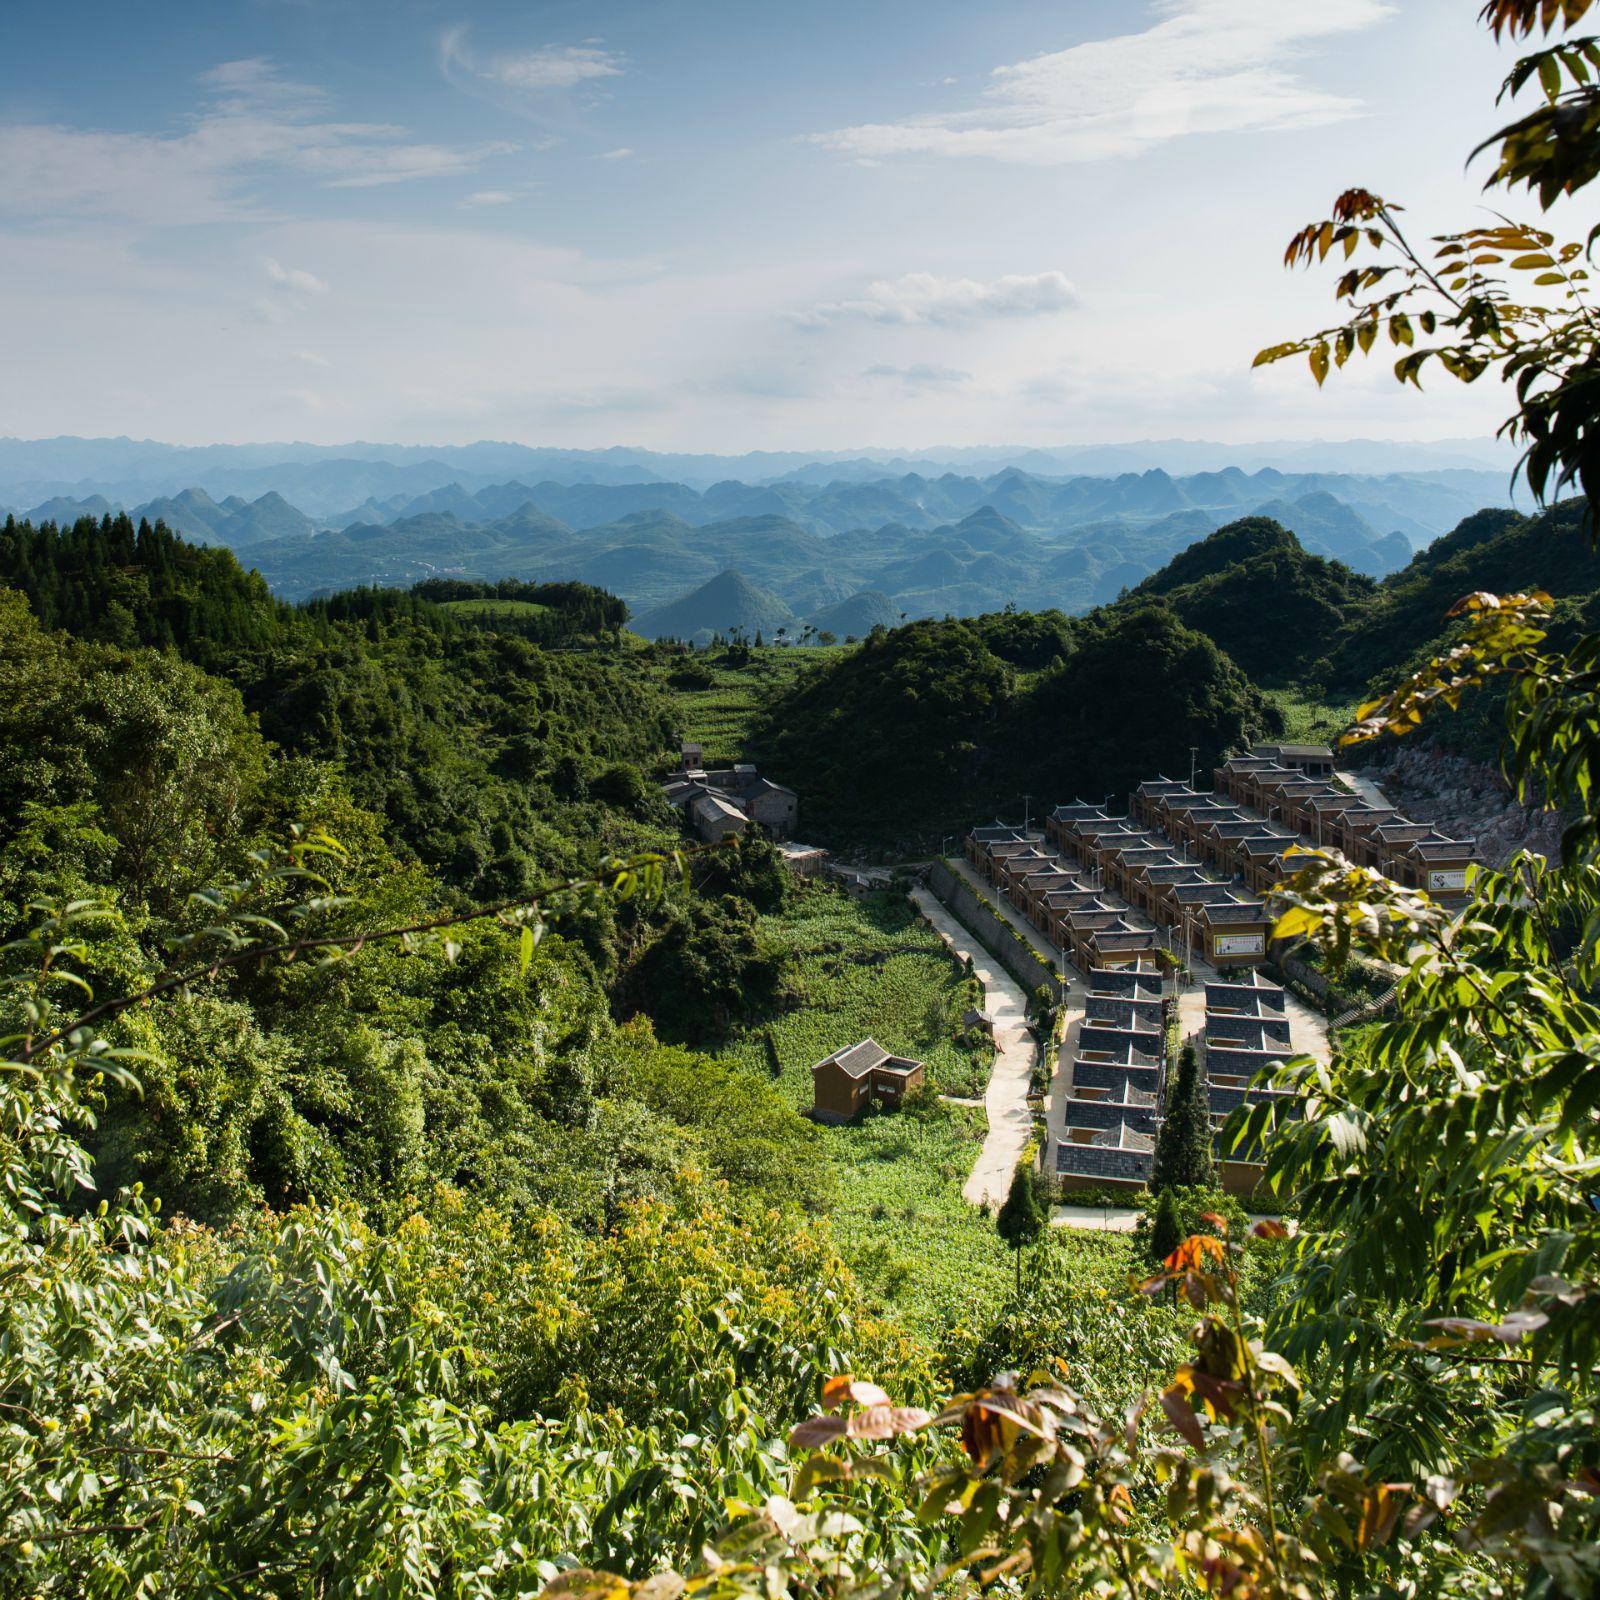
left=0, top=0, right=1540, bottom=450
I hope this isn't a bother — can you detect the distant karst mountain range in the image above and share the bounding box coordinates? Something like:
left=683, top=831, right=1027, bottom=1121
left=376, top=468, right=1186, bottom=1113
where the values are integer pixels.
left=4, top=443, right=1527, bottom=638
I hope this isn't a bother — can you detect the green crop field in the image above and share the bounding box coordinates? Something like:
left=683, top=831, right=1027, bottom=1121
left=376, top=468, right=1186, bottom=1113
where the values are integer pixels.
left=1261, top=687, right=1359, bottom=747
left=439, top=599, right=553, bottom=619
left=725, top=883, right=1018, bottom=1330
left=727, top=883, right=993, bottom=1102
left=664, top=646, right=843, bottom=767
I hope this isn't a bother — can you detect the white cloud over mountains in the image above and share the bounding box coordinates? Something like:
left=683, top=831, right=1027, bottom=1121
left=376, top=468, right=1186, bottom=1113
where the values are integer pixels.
left=811, top=0, right=1394, bottom=166
left=793, top=271, right=1076, bottom=329
left=0, top=58, right=514, bottom=224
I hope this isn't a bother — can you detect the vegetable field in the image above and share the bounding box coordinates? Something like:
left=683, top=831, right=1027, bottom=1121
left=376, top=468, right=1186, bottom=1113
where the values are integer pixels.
left=664, top=646, right=842, bottom=769
left=726, top=883, right=992, bottom=1102
left=724, top=883, right=1010, bottom=1331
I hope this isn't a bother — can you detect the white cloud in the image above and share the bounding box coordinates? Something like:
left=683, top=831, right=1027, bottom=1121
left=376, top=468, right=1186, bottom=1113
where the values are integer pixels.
left=810, top=0, right=1394, bottom=166
left=864, top=363, right=972, bottom=386
left=461, top=190, right=516, bottom=207
left=793, top=270, right=1076, bottom=329
left=0, top=58, right=515, bottom=224
left=599, top=147, right=634, bottom=161
left=264, top=256, right=329, bottom=294
left=439, top=28, right=624, bottom=104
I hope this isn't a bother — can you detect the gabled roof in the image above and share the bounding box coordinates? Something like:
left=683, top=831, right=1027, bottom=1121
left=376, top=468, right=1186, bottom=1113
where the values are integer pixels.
left=813, top=1038, right=921, bottom=1079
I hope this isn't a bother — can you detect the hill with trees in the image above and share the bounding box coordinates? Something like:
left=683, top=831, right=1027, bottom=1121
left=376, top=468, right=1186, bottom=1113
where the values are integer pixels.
left=1125, top=516, right=1378, bottom=682
left=634, top=568, right=799, bottom=643
left=748, top=604, right=1280, bottom=851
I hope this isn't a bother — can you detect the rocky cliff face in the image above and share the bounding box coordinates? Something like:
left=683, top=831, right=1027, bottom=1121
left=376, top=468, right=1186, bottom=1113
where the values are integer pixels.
left=1356, top=742, right=1565, bottom=870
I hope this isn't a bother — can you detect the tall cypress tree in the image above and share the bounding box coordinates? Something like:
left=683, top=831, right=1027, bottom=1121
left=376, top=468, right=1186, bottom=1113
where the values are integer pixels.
left=996, top=1161, right=1045, bottom=1294
left=1152, top=1044, right=1216, bottom=1192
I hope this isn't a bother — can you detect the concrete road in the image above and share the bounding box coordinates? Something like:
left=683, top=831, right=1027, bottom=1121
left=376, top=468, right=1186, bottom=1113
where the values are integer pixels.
left=909, top=885, right=1036, bottom=1209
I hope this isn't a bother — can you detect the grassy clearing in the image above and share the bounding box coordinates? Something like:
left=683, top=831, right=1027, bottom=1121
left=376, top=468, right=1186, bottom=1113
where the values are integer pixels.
left=1262, top=687, right=1360, bottom=747
left=439, top=598, right=554, bottom=619
left=821, top=1102, right=1013, bottom=1336
left=664, top=646, right=842, bottom=768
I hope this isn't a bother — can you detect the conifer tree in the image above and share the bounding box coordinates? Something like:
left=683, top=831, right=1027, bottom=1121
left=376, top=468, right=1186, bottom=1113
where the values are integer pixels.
left=1151, top=1044, right=1215, bottom=1192
left=995, top=1160, right=1044, bottom=1293
left=1149, top=1186, right=1183, bottom=1264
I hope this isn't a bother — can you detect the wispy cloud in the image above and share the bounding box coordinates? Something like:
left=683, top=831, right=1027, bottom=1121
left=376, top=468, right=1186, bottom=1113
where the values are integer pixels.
left=461, top=189, right=516, bottom=207
left=0, top=58, right=515, bottom=223
left=810, top=0, right=1394, bottom=166
left=599, top=147, right=634, bottom=161
left=264, top=256, right=329, bottom=295
left=793, top=271, right=1076, bottom=329
left=864, top=363, right=972, bottom=386
left=439, top=28, right=624, bottom=106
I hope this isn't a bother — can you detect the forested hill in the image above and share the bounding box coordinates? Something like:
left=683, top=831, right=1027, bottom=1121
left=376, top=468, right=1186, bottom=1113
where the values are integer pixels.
left=1122, top=516, right=1377, bottom=683
left=746, top=604, right=1281, bottom=851
left=0, top=512, right=670, bottom=894
left=0, top=510, right=856, bottom=1232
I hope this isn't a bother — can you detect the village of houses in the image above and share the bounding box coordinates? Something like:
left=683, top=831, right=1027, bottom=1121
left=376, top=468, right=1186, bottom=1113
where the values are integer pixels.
left=662, top=739, right=1478, bottom=1221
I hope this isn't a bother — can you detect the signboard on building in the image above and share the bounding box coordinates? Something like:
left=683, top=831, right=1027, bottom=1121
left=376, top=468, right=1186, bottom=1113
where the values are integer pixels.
left=1214, top=934, right=1265, bottom=957
left=1428, top=868, right=1469, bottom=892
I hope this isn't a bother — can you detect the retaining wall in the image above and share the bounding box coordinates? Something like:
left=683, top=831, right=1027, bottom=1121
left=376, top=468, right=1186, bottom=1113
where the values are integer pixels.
left=926, top=860, right=1064, bottom=1002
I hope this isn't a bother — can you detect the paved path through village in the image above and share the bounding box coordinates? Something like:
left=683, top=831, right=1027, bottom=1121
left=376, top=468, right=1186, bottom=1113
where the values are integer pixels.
left=1336, top=769, right=1391, bottom=809
left=908, top=885, right=1035, bottom=1208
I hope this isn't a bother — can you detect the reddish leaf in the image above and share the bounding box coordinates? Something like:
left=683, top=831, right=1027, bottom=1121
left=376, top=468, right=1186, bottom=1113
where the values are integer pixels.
left=1159, top=1385, right=1206, bottom=1451
left=788, top=1414, right=849, bottom=1450
left=1250, top=1218, right=1290, bottom=1240
left=821, top=1374, right=891, bottom=1413
left=846, top=1404, right=933, bottom=1440
left=1424, top=1310, right=1549, bottom=1346
left=1198, top=1211, right=1231, bottom=1235
left=1164, top=1235, right=1227, bottom=1273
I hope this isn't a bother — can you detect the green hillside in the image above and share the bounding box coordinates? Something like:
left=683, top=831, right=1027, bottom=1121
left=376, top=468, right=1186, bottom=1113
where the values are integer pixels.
left=748, top=605, right=1279, bottom=852
left=804, top=588, right=898, bottom=638
left=1126, top=516, right=1377, bottom=683
left=634, top=567, right=799, bottom=642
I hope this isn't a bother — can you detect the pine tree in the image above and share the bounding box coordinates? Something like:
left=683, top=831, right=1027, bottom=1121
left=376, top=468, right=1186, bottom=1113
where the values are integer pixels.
left=996, top=1160, right=1045, bottom=1293
left=1152, top=1044, right=1216, bottom=1192
left=1150, top=1187, right=1183, bottom=1263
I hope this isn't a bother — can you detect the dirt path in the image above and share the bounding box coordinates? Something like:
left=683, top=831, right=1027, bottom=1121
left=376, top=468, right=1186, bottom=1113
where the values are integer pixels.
left=909, top=885, right=1036, bottom=1208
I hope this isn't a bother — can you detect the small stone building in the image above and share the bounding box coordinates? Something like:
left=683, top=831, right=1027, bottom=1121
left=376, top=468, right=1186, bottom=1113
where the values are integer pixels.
left=661, top=746, right=799, bottom=843
left=809, top=1038, right=925, bottom=1122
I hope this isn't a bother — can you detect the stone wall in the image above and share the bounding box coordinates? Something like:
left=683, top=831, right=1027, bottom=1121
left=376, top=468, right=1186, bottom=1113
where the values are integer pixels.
left=926, top=860, right=1064, bottom=1001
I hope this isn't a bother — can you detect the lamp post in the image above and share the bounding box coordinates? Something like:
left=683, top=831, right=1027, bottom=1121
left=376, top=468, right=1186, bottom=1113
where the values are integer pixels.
left=1189, top=746, right=1199, bottom=788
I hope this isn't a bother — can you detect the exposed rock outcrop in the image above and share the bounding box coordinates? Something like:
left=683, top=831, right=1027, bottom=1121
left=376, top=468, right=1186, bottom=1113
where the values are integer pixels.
left=1356, top=742, right=1565, bottom=870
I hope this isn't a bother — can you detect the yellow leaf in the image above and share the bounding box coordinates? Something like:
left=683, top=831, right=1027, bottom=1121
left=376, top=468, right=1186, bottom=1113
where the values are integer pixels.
left=1272, top=906, right=1321, bottom=943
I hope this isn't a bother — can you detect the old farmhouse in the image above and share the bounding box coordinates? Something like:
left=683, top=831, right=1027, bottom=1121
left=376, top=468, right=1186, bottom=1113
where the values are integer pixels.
left=661, top=743, right=799, bottom=843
